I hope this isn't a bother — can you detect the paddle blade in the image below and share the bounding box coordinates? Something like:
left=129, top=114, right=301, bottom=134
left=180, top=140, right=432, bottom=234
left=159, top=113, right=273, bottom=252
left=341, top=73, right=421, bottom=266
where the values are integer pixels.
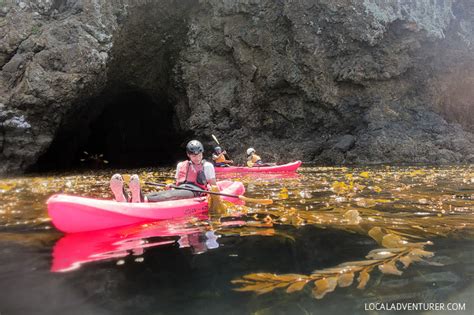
left=211, top=134, right=220, bottom=145
left=238, top=195, right=273, bottom=205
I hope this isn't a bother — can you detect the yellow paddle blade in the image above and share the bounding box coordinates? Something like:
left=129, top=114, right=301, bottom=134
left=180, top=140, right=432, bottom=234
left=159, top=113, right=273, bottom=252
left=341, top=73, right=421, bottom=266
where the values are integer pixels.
left=238, top=195, right=273, bottom=205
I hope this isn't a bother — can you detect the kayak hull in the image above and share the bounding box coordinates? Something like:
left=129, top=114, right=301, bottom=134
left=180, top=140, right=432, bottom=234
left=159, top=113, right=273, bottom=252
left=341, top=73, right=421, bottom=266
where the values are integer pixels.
left=215, top=160, right=302, bottom=173
left=47, top=180, right=244, bottom=233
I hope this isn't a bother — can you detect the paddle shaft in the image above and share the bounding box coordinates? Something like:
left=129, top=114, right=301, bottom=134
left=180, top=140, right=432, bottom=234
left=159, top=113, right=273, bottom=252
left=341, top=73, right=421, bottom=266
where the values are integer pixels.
left=145, top=182, right=240, bottom=198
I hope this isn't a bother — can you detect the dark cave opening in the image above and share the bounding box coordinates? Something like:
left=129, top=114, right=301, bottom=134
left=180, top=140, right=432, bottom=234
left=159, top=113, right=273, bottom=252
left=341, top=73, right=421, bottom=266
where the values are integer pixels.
left=25, top=0, right=197, bottom=173
left=32, top=88, right=190, bottom=172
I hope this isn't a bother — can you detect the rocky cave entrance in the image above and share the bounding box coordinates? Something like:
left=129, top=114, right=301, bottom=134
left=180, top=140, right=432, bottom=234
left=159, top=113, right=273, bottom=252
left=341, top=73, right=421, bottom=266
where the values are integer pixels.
left=29, top=1, right=197, bottom=172
left=32, top=87, right=190, bottom=172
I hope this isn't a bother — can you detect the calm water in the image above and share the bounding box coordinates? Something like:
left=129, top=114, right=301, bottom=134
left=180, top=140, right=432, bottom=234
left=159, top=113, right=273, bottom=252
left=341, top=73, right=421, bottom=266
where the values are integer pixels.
left=0, top=165, right=473, bottom=315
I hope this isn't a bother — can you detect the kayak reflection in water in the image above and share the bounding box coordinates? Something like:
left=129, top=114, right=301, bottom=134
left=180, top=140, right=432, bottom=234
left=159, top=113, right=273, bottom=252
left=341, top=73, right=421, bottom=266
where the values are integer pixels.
left=212, top=146, right=234, bottom=167
left=246, top=147, right=276, bottom=167
left=110, top=140, right=219, bottom=203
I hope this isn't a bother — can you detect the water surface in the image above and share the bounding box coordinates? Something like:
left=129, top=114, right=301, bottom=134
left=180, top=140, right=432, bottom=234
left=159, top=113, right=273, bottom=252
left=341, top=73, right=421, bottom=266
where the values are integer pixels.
left=0, top=165, right=473, bottom=314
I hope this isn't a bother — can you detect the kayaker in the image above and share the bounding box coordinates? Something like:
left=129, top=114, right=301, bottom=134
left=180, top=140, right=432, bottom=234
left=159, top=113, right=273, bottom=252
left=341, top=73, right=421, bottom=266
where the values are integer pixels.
left=110, top=140, right=218, bottom=202
left=246, top=148, right=264, bottom=167
left=246, top=148, right=276, bottom=167
left=212, top=146, right=233, bottom=167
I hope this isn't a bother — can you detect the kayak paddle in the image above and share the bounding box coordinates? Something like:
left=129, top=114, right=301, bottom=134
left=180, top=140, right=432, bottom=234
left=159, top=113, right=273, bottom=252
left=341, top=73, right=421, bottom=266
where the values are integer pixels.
left=145, top=182, right=273, bottom=205
left=211, top=134, right=232, bottom=161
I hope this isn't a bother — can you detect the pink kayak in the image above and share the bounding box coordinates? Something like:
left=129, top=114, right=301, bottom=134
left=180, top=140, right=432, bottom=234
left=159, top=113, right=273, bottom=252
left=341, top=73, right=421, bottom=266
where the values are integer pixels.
left=47, top=180, right=245, bottom=233
left=215, top=160, right=302, bottom=173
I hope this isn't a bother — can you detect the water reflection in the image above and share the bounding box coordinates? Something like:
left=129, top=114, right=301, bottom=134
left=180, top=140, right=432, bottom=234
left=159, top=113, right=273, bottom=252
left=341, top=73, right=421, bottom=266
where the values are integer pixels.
left=52, top=218, right=214, bottom=272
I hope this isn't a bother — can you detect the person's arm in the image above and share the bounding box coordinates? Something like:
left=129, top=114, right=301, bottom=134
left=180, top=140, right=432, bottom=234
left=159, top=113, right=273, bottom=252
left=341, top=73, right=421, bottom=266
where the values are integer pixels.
left=203, top=162, right=217, bottom=186
left=247, top=156, right=254, bottom=167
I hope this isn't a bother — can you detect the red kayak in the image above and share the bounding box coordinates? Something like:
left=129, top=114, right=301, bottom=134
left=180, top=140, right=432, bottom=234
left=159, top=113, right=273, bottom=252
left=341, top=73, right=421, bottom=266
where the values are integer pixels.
left=215, top=160, right=302, bottom=173
left=47, top=180, right=245, bottom=233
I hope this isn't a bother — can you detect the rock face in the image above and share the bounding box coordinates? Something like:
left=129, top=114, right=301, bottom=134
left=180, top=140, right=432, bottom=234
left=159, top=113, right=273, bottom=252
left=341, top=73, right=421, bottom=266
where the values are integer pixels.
left=1, top=0, right=473, bottom=174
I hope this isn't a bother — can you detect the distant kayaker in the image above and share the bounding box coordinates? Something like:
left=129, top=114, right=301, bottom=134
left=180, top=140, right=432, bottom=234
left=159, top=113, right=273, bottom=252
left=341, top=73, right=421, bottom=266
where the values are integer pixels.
left=246, top=148, right=275, bottom=167
left=212, top=146, right=233, bottom=167
left=246, top=148, right=264, bottom=167
left=110, top=140, right=218, bottom=202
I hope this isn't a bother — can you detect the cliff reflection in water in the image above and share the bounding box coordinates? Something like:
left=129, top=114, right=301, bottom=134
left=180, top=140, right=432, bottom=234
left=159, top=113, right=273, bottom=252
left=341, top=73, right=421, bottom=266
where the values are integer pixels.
left=0, top=165, right=473, bottom=314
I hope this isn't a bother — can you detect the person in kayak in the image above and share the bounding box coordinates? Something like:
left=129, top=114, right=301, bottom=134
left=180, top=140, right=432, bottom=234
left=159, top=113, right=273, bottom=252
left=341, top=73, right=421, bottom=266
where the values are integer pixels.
left=110, top=140, right=218, bottom=202
left=246, top=148, right=276, bottom=167
left=212, top=146, right=233, bottom=167
left=246, top=148, right=264, bottom=167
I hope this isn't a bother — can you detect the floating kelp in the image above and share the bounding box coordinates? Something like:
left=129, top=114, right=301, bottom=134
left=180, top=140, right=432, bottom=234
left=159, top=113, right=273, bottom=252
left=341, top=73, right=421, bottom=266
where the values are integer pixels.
left=232, top=228, right=437, bottom=299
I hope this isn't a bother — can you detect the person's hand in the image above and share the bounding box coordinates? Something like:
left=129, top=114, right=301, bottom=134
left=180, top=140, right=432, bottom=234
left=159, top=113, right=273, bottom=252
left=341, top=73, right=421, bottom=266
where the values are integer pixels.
left=222, top=150, right=227, bottom=155
left=229, top=160, right=234, bottom=164
left=165, top=184, right=173, bottom=190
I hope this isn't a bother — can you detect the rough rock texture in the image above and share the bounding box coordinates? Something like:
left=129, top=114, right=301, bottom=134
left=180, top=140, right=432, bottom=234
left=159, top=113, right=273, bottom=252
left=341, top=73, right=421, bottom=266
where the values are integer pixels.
left=1, top=0, right=474, bottom=174
left=0, top=0, right=121, bottom=173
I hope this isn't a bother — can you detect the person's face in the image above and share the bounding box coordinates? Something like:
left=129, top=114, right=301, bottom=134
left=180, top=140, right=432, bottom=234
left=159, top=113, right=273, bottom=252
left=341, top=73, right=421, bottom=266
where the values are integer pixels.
left=188, top=152, right=203, bottom=164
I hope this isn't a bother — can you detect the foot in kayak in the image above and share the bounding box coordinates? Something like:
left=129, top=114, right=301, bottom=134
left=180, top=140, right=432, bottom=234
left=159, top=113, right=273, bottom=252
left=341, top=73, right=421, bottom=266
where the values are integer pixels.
left=129, top=174, right=145, bottom=203
left=110, top=174, right=128, bottom=202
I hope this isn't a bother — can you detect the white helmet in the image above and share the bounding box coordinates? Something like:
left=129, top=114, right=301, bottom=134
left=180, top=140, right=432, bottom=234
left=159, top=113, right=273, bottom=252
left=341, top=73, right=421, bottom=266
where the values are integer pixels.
left=246, top=148, right=255, bottom=155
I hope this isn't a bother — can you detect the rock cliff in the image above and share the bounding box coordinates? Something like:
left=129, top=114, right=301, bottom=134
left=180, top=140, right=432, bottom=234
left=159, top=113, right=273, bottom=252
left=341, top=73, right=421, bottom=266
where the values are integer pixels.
left=1, top=0, right=473, bottom=174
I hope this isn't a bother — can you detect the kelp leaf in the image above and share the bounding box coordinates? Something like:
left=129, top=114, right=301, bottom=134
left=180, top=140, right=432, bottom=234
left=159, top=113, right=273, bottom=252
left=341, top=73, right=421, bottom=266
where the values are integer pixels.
left=357, top=271, right=370, bottom=289
left=410, top=248, right=434, bottom=258
left=312, top=277, right=338, bottom=299
left=242, top=273, right=276, bottom=281
left=339, top=260, right=381, bottom=267
left=356, top=199, right=377, bottom=208
left=366, top=250, right=397, bottom=260
left=0, top=183, right=15, bottom=191
left=331, top=181, right=349, bottom=194
left=337, top=272, right=354, bottom=287
left=368, top=248, right=405, bottom=254
left=374, top=199, right=392, bottom=203
left=278, top=188, right=289, bottom=199
left=386, top=229, right=426, bottom=240
left=382, top=234, right=406, bottom=248
left=398, top=256, right=412, bottom=268
left=368, top=227, right=384, bottom=244
left=409, top=170, right=426, bottom=176
left=286, top=280, right=308, bottom=293
left=255, top=282, right=289, bottom=295
left=373, top=186, right=382, bottom=193
left=379, top=262, right=403, bottom=275
left=272, top=274, right=307, bottom=282
left=312, top=266, right=358, bottom=275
